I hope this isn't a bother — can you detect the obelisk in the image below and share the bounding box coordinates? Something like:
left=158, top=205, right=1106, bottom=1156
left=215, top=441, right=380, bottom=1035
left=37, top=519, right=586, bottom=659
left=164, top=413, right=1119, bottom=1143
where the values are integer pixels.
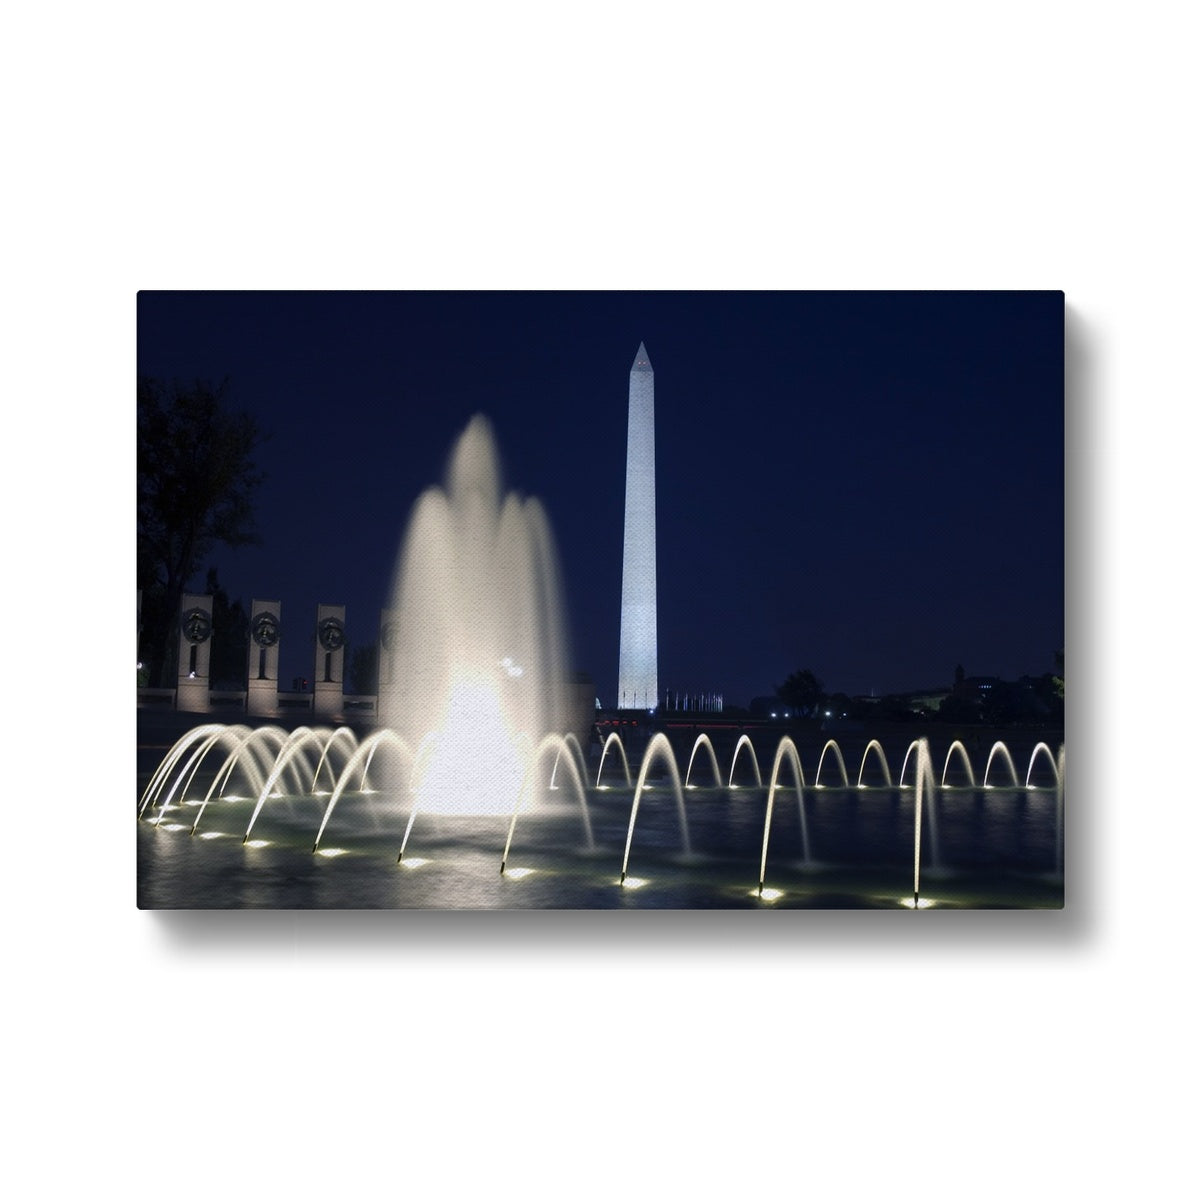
left=617, top=342, right=658, bottom=709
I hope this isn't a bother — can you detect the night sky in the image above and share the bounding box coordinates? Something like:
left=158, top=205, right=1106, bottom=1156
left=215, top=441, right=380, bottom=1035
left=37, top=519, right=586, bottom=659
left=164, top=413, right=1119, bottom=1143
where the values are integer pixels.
left=137, top=291, right=1063, bottom=706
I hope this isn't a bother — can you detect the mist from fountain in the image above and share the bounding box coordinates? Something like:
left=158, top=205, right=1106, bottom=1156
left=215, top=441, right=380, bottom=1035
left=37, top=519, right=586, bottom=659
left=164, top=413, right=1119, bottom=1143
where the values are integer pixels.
left=377, top=415, right=569, bottom=818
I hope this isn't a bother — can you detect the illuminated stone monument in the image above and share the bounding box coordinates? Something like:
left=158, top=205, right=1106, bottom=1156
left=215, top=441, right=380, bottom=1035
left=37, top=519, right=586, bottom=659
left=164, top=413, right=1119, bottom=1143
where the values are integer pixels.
left=176, top=592, right=213, bottom=713
left=313, top=603, right=346, bottom=718
left=617, top=342, right=658, bottom=709
left=247, top=600, right=282, bottom=716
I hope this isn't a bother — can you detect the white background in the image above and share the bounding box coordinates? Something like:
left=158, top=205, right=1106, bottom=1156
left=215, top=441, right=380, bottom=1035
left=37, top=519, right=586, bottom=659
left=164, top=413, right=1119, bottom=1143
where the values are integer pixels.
left=5, top=2, right=1195, bottom=1196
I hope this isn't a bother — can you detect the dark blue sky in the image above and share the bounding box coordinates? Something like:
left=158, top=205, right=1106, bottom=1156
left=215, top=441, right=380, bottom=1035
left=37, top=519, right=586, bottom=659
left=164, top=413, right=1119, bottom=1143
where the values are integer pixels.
left=137, top=291, right=1063, bottom=705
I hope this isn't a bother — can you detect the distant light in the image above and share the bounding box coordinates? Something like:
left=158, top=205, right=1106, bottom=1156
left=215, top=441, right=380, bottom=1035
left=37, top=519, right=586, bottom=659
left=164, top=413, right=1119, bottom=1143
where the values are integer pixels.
left=756, top=887, right=784, bottom=902
left=621, top=876, right=648, bottom=889
left=900, top=897, right=937, bottom=909
left=245, top=839, right=270, bottom=849
left=504, top=867, right=534, bottom=880
left=399, top=857, right=429, bottom=870
left=316, top=847, right=348, bottom=858
left=824, top=711, right=831, bottom=718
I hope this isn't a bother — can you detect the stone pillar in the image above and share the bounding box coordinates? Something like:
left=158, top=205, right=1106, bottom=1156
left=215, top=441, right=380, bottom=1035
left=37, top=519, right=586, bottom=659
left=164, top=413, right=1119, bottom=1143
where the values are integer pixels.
left=313, top=604, right=346, bottom=718
left=177, top=592, right=213, bottom=713
left=247, top=600, right=282, bottom=717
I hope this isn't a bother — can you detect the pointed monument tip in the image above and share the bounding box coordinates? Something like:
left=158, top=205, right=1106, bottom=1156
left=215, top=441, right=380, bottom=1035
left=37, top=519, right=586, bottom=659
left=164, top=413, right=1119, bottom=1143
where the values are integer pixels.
left=631, top=341, right=652, bottom=372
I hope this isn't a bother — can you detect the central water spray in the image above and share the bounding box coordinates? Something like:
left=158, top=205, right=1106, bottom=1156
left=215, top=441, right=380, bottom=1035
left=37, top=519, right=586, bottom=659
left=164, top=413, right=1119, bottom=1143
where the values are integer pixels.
left=377, top=415, right=569, bottom=817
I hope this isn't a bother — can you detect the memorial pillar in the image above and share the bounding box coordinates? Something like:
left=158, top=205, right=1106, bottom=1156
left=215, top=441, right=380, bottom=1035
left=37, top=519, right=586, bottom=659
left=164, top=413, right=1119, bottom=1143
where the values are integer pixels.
left=247, top=600, right=282, bottom=717
left=313, top=604, right=346, bottom=718
left=176, top=593, right=213, bottom=713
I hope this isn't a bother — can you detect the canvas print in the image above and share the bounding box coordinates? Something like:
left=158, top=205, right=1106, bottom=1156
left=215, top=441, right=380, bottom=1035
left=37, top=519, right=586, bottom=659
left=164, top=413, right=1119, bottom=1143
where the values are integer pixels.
left=137, top=291, right=1065, bottom=909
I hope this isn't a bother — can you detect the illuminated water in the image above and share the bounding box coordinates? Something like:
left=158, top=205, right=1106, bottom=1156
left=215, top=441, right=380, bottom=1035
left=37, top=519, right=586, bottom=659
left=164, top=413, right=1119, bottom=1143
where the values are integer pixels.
left=138, top=722, right=1064, bottom=909
left=377, top=415, right=568, bottom=818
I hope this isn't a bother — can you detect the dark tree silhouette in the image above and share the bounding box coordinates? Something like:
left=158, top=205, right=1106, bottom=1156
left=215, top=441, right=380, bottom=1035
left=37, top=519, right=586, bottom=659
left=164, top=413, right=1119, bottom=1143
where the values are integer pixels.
left=137, top=378, right=265, bottom=686
left=205, top=567, right=250, bottom=688
left=775, top=667, right=826, bottom=717
left=349, top=643, right=379, bottom=695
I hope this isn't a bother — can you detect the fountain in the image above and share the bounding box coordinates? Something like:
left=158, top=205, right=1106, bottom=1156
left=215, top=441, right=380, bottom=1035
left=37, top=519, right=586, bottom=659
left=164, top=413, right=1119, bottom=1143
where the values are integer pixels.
left=137, top=417, right=1064, bottom=910
left=139, top=717, right=1065, bottom=908
left=377, top=415, right=567, bottom=818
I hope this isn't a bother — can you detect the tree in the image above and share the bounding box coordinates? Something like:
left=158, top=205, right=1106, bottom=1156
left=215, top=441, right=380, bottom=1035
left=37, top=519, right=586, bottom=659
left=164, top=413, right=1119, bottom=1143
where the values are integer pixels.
left=775, top=667, right=826, bottom=718
left=205, top=567, right=249, bottom=688
left=349, top=643, right=379, bottom=695
left=138, top=378, right=266, bottom=686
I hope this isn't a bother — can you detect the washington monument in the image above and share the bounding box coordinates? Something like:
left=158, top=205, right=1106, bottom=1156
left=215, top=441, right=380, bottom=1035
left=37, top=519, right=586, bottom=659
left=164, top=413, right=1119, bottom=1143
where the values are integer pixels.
left=617, top=342, right=658, bottom=709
